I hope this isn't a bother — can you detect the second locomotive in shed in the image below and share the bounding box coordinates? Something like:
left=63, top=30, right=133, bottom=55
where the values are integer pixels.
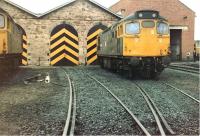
left=97, top=10, right=171, bottom=79
left=0, top=8, right=23, bottom=73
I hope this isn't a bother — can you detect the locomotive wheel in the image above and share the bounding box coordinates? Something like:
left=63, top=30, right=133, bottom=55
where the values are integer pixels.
left=100, top=61, right=104, bottom=68
left=140, top=68, right=152, bottom=79
left=99, top=58, right=104, bottom=68
left=151, top=71, right=161, bottom=80
left=141, top=70, right=160, bottom=79
left=143, top=73, right=151, bottom=79
left=127, top=66, right=133, bottom=79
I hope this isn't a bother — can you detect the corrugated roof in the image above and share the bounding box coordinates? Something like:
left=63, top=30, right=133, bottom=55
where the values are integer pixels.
left=4, top=0, right=123, bottom=18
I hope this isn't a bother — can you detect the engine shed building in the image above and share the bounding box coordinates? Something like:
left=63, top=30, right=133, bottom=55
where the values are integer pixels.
left=0, top=0, right=195, bottom=66
left=0, top=0, right=121, bottom=66
left=110, top=0, right=195, bottom=61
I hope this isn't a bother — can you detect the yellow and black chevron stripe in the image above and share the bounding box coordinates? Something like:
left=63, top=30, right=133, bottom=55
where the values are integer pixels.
left=21, top=34, right=28, bottom=66
left=87, top=24, right=107, bottom=65
left=50, top=24, right=79, bottom=66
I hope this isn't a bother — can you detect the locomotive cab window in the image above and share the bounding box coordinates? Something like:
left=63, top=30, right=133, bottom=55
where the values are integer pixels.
left=0, top=14, right=5, bottom=28
left=125, top=22, right=140, bottom=35
left=157, top=22, right=169, bottom=35
left=142, top=21, right=155, bottom=28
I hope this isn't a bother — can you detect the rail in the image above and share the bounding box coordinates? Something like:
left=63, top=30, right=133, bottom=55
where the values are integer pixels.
left=134, top=83, right=175, bottom=135
left=164, top=83, right=200, bottom=103
left=62, top=69, right=76, bottom=136
left=168, top=65, right=200, bottom=74
left=87, top=73, right=151, bottom=136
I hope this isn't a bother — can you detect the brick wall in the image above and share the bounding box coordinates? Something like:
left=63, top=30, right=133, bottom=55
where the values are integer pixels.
left=0, top=0, right=119, bottom=66
left=110, top=0, right=195, bottom=60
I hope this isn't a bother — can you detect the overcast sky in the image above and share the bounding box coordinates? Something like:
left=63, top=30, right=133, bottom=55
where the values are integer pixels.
left=9, top=0, right=200, bottom=40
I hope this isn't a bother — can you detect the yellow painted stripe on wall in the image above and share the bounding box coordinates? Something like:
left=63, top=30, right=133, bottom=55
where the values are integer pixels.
left=51, top=54, right=65, bottom=65
left=50, top=28, right=78, bottom=42
left=50, top=46, right=65, bottom=58
left=65, top=54, right=79, bottom=65
left=22, top=59, right=28, bottom=65
left=87, top=48, right=97, bottom=57
left=87, top=29, right=102, bottom=41
left=87, top=40, right=97, bottom=49
left=23, top=35, right=27, bottom=41
left=23, top=43, right=28, bottom=50
left=87, top=55, right=97, bottom=65
left=50, top=45, right=79, bottom=58
left=50, top=37, right=79, bottom=50
left=50, top=53, right=79, bottom=65
left=22, top=52, right=28, bottom=58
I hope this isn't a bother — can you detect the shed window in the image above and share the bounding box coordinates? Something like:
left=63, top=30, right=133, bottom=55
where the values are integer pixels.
left=0, top=14, right=5, bottom=28
left=126, top=22, right=140, bottom=35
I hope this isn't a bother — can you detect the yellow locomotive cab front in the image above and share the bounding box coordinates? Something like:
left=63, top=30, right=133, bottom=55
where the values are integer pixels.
left=98, top=10, right=171, bottom=79
left=123, top=20, right=170, bottom=57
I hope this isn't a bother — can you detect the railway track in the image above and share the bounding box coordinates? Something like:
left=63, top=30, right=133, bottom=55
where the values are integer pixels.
left=86, top=73, right=150, bottom=136
left=134, top=83, right=175, bottom=136
left=164, top=83, right=200, bottom=103
left=69, top=68, right=147, bottom=135
left=62, top=69, right=77, bottom=136
left=168, top=64, right=200, bottom=74
left=86, top=73, right=175, bottom=136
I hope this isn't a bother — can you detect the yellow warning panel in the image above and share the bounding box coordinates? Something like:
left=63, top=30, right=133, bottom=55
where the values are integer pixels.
left=50, top=24, right=79, bottom=66
left=86, top=24, right=107, bottom=65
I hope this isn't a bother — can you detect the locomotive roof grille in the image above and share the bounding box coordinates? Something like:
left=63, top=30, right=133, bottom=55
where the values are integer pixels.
left=136, top=10, right=159, bottom=19
left=124, top=10, right=167, bottom=21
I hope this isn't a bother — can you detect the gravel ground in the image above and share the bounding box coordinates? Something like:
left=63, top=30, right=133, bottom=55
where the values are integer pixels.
left=135, top=80, right=199, bottom=135
left=184, top=63, right=199, bottom=68
left=188, top=64, right=199, bottom=68
left=0, top=66, right=198, bottom=135
left=159, top=68, right=199, bottom=100
left=86, top=67, right=159, bottom=135
left=171, top=62, right=199, bottom=68
left=86, top=66, right=199, bottom=135
left=0, top=67, right=69, bottom=135
left=65, top=67, right=143, bottom=135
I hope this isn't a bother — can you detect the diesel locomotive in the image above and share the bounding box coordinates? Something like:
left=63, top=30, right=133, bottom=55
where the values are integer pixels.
left=0, top=8, right=23, bottom=72
left=98, top=10, right=171, bottom=79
